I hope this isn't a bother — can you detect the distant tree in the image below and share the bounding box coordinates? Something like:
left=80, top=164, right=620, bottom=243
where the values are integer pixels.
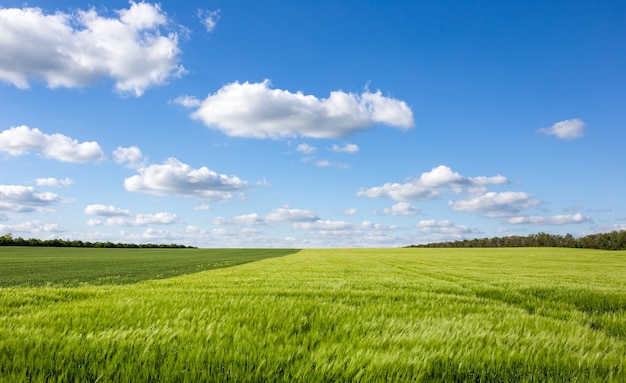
left=408, top=230, right=626, bottom=251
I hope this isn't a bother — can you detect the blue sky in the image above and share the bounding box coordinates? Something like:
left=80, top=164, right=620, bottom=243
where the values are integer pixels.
left=0, top=0, right=624, bottom=247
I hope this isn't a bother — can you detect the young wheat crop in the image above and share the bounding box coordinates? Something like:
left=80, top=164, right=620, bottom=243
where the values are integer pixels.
left=0, top=248, right=624, bottom=381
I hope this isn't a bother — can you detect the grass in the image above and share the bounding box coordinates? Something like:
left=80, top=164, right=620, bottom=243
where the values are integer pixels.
left=1, top=247, right=625, bottom=381
left=0, top=247, right=298, bottom=287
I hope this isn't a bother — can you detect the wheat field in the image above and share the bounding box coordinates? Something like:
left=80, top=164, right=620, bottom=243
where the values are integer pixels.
left=1, top=247, right=625, bottom=381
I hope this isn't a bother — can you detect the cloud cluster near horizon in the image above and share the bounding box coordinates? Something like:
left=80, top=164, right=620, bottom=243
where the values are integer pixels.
left=175, top=80, right=415, bottom=139
left=85, top=204, right=178, bottom=227
left=357, top=165, right=508, bottom=202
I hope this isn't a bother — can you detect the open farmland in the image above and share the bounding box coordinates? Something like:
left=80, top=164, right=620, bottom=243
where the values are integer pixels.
left=0, top=247, right=297, bottom=287
left=1, top=248, right=625, bottom=381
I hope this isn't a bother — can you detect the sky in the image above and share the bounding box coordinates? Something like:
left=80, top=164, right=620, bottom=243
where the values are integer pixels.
left=0, top=0, right=625, bottom=248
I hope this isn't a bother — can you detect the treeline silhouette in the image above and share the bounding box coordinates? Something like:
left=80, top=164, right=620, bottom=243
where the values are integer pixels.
left=0, top=233, right=195, bottom=248
left=408, top=230, right=626, bottom=251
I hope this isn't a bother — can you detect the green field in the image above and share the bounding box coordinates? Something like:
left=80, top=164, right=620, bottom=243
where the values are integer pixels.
left=1, top=247, right=625, bottom=381
left=0, top=247, right=297, bottom=287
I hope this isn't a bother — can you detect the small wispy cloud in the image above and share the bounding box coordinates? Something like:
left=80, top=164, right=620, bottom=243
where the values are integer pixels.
left=507, top=212, right=590, bottom=225
left=538, top=118, right=585, bottom=140
left=256, top=178, right=272, bottom=187
left=296, top=143, right=317, bottom=154
left=172, top=95, right=202, bottom=108
left=193, top=204, right=211, bottom=211
left=112, top=146, right=146, bottom=169
left=35, top=177, right=75, bottom=188
left=375, top=202, right=420, bottom=216
left=316, top=159, right=349, bottom=169
left=330, top=143, right=359, bottom=153
left=198, top=9, right=221, bottom=32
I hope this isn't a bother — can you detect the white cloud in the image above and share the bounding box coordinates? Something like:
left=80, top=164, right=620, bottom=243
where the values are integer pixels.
left=0, top=2, right=184, bottom=96
left=359, top=221, right=397, bottom=231
left=315, top=159, right=349, bottom=169
left=0, top=185, right=67, bottom=212
left=0, top=126, right=103, bottom=163
left=378, top=202, right=421, bottom=216
left=0, top=220, right=63, bottom=233
left=266, top=206, right=319, bottom=223
left=112, top=146, right=146, bottom=169
left=193, top=204, right=211, bottom=211
left=124, top=157, right=248, bottom=200
left=140, top=227, right=183, bottom=240
left=293, top=219, right=352, bottom=231
left=213, top=206, right=319, bottom=227
left=330, top=143, right=360, bottom=153
left=213, top=213, right=266, bottom=226
left=589, top=223, right=626, bottom=234
left=417, top=220, right=479, bottom=238
left=357, top=165, right=508, bottom=201
left=296, top=143, right=317, bottom=154
left=198, top=9, right=220, bottom=32
left=84, top=204, right=131, bottom=217
left=128, top=212, right=178, bottom=226
left=35, top=177, right=74, bottom=187
left=85, top=204, right=178, bottom=226
left=181, top=80, right=414, bottom=139
left=256, top=178, right=271, bottom=187
left=538, top=118, right=585, bottom=140
left=449, top=191, right=540, bottom=217
left=172, top=95, right=202, bottom=108
left=507, top=212, right=589, bottom=225
left=342, top=208, right=358, bottom=216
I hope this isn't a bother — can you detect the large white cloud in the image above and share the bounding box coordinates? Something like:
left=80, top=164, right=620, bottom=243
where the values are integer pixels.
left=538, top=119, right=585, bottom=140
left=0, top=125, right=103, bottom=162
left=449, top=191, right=540, bottom=217
left=124, top=158, right=248, bottom=200
left=357, top=165, right=508, bottom=201
left=0, top=2, right=183, bottom=96
left=0, top=185, right=67, bottom=212
left=176, top=80, right=415, bottom=139
left=507, top=212, right=589, bottom=225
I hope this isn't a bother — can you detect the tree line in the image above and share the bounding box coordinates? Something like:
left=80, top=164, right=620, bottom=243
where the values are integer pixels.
left=408, top=230, right=626, bottom=251
left=0, top=233, right=195, bottom=248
